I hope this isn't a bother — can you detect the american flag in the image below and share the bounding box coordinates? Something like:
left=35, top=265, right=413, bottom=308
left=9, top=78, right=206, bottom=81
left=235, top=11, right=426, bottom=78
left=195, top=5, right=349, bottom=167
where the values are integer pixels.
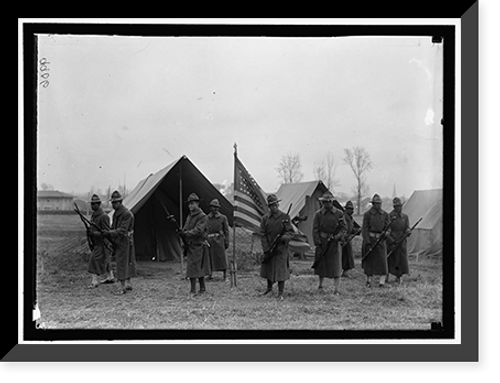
left=234, top=153, right=268, bottom=232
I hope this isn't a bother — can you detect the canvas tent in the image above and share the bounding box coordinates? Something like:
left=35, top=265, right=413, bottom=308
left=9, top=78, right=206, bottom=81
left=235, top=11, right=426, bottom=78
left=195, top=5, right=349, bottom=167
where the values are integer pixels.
left=275, top=181, right=335, bottom=245
left=403, top=189, right=442, bottom=257
left=110, top=155, right=233, bottom=262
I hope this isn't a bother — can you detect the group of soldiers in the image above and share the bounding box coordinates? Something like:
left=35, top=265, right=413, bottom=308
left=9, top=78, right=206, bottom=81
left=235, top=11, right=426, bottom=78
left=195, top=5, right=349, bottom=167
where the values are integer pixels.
left=83, top=189, right=411, bottom=298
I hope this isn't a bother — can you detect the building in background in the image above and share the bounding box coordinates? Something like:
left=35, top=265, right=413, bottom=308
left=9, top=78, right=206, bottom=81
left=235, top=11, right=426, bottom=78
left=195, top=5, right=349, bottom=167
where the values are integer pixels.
left=37, top=190, right=74, bottom=212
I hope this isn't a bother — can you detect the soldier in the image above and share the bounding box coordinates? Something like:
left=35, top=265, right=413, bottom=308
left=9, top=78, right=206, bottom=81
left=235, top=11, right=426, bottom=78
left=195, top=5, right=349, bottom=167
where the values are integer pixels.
left=312, top=191, right=347, bottom=295
left=259, top=194, right=294, bottom=300
left=178, top=193, right=211, bottom=296
left=386, top=197, right=411, bottom=284
left=87, top=194, right=114, bottom=288
left=206, top=199, right=229, bottom=281
left=361, top=194, right=391, bottom=288
left=341, top=200, right=361, bottom=278
left=103, top=190, right=137, bottom=295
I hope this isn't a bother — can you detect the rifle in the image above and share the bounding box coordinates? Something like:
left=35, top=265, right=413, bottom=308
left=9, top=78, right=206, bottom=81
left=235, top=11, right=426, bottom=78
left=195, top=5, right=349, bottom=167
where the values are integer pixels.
left=159, top=200, right=188, bottom=272
left=386, top=217, right=423, bottom=258
left=341, top=219, right=361, bottom=248
left=311, top=219, right=344, bottom=269
left=361, top=215, right=396, bottom=261
left=73, top=203, right=114, bottom=253
left=261, top=203, right=292, bottom=265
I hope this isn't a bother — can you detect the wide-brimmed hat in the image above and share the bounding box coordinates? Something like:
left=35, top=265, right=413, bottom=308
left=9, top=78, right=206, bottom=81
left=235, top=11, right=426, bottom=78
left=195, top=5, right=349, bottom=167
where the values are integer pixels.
left=267, top=194, right=281, bottom=206
left=344, top=200, right=354, bottom=209
left=319, top=191, right=335, bottom=202
left=109, top=190, right=123, bottom=203
left=210, top=198, right=221, bottom=207
left=370, top=194, right=383, bottom=204
left=88, top=194, right=102, bottom=204
left=393, top=197, right=403, bottom=206
left=186, top=193, right=200, bottom=203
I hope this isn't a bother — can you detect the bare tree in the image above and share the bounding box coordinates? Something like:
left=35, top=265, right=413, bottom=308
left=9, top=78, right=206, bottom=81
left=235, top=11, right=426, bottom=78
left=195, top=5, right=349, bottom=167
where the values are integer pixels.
left=343, top=146, right=373, bottom=215
left=276, top=152, right=303, bottom=184
left=313, top=151, right=340, bottom=191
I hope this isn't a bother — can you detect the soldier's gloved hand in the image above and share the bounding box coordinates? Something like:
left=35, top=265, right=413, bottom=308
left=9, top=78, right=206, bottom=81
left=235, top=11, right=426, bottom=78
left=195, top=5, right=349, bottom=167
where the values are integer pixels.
left=280, top=234, right=291, bottom=244
left=333, top=233, right=343, bottom=242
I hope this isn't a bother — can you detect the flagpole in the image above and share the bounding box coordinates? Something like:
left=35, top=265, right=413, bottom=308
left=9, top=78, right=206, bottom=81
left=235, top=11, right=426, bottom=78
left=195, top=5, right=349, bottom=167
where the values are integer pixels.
left=231, top=143, right=238, bottom=288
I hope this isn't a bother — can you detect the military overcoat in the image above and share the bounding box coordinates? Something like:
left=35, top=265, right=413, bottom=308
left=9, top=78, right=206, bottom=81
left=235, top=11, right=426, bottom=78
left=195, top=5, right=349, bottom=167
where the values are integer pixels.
left=361, top=207, right=391, bottom=276
left=87, top=207, right=111, bottom=275
left=312, top=206, right=347, bottom=278
left=341, top=211, right=360, bottom=272
left=386, top=210, right=410, bottom=277
left=183, top=207, right=211, bottom=278
left=108, top=205, right=137, bottom=281
left=207, top=211, right=229, bottom=272
left=259, top=209, right=293, bottom=282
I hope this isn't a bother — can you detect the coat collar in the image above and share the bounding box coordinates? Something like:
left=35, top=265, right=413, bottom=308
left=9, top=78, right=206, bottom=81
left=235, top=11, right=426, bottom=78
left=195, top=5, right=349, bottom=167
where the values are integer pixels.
left=91, top=207, right=104, bottom=218
left=208, top=211, right=221, bottom=219
left=189, top=207, right=202, bottom=217
left=320, top=206, right=337, bottom=215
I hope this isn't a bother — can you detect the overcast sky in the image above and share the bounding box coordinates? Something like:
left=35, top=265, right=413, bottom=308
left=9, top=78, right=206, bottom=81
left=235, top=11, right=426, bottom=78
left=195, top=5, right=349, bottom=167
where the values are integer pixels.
left=36, top=33, right=443, bottom=199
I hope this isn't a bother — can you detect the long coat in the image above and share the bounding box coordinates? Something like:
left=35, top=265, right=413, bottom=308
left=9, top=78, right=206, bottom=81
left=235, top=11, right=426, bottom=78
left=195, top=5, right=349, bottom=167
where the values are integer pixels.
left=312, top=206, right=347, bottom=278
left=108, top=205, right=137, bottom=281
left=183, top=207, right=211, bottom=278
left=386, top=210, right=410, bottom=277
left=259, top=209, right=293, bottom=283
left=361, top=207, right=391, bottom=276
left=87, top=207, right=111, bottom=275
left=341, top=211, right=361, bottom=272
left=206, top=211, right=229, bottom=271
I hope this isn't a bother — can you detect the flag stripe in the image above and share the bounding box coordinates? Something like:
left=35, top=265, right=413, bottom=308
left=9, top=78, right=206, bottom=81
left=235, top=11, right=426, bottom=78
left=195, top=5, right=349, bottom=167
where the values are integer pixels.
left=234, top=192, right=265, bottom=216
left=234, top=204, right=263, bottom=225
left=233, top=153, right=268, bottom=232
left=234, top=212, right=261, bottom=232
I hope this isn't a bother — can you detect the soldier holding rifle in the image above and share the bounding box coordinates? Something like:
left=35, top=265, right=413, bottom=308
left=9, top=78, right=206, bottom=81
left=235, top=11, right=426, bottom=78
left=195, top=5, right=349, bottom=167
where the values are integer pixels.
left=341, top=200, right=361, bottom=278
left=385, top=197, right=411, bottom=284
left=178, top=193, right=211, bottom=296
left=361, top=194, right=392, bottom=288
left=206, top=198, right=230, bottom=282
left=259, top=194, right=294, bottom=300
left=312, top=191, right=347, bottom=295
left=102, top=191, right=137, bottom=295
left=86, top=194, right=115, bottom=288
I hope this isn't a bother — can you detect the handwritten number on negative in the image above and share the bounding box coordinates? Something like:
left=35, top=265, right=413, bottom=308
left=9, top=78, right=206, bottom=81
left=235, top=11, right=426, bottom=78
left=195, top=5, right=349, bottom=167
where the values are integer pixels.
left=39, top=58, right=50, bottom=88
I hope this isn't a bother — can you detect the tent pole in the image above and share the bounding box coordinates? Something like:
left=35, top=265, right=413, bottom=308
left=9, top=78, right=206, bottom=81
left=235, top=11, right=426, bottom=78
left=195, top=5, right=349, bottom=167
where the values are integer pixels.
left=179, top=161, right=185, bottom=277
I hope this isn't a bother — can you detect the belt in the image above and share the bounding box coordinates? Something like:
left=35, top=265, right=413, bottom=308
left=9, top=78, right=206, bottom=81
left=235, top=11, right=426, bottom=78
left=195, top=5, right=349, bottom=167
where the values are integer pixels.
left=369, top=232, right=382, bottom=238
left=320, top=231, right=334, bottom=238
left=207, top=233, right=222, bottom=238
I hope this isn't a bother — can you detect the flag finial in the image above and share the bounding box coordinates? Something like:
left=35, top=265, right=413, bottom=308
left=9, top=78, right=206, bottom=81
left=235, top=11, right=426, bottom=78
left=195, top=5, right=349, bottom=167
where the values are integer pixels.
left=234, top=142, right=238, bottom=156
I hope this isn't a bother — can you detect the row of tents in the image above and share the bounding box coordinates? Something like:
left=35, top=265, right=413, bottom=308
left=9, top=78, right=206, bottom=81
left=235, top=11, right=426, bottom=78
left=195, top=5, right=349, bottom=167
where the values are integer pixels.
left=111, top=155, right=443, bottom=262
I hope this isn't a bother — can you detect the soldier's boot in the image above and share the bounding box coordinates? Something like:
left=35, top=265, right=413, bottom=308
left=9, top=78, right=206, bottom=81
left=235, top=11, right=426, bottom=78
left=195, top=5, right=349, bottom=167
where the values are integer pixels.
left=222, top=270, right=227, bottom=282
left=277, top=281, right=285, bottom=300
left=101, top=270, right=115, bottom=284
left=125, top=278, right=133, bottom=291
left=333, top=277, right=341, bottom=295
left=89, top=274, right=99, bottom=289
left=318, top=276, right=325, bottom=291
left=189, top=278, right=197, bottom=295
left=385, top=274, right=390, bottom=284
left=366, top=276, right=372, bottom=288
left=261, top=280, right=273, bottom=296
left=198, top=277, right=206, bottom=294
left=378, top=275, right=388, bottom=287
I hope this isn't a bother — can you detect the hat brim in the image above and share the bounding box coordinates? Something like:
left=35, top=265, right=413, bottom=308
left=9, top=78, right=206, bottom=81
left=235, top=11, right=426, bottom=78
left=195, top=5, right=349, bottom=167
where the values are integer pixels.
left=267, top=200, right=281, bottom=206
left=88, top=200, right=102, bottom=204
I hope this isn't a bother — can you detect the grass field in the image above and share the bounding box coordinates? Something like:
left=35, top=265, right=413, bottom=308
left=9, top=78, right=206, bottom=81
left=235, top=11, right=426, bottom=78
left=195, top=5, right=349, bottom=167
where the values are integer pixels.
left=35, top=214, right=443, bottom=331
